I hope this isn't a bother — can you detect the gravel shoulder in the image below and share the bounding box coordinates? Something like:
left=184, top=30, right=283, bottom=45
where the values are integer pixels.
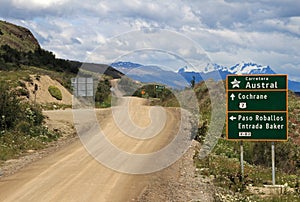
left=138, top=141, right=216, bottom=202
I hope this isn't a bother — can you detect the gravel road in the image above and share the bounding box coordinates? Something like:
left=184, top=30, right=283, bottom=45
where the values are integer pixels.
left=0, top=97, right=216, bottom=201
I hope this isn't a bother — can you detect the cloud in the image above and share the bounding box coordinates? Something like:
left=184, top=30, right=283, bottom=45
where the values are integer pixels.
left=11, top=0, right=69, bottom=10
left=0, top=0, right=299, bottom=81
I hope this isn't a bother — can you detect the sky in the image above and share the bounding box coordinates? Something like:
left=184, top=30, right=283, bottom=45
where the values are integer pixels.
left=0, top=0, right=300, bottom=81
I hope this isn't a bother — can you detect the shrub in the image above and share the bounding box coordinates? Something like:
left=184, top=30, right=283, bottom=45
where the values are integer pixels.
left=16, top=87, right=29, bottom=97
left=0, top=82, right=23, bottom=131
left=0, top=83, right=61, bottom=160
left=48, top=86, right=62, bottom=100
left=95, top=79, right=111, bottom=104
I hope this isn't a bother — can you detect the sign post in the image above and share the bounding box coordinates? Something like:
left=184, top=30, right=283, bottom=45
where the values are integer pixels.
left=272, top=142, right=275, bottom=185
left=240, top=141, right=244, bottom=181
left=226, top=74, right=288, bottom=185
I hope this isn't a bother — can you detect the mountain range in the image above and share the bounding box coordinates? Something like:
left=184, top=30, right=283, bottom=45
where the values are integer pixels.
left=111, top=61, right=300, bottom=92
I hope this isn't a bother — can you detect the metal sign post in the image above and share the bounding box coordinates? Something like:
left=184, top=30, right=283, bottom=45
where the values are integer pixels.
left=272, top=142, right=275, bottom=185
left=240, top=141, right=244, bottom=181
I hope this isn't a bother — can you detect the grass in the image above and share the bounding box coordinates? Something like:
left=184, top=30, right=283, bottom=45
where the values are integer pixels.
left=95, top=95, right=112, bottom=108
left=48, top=86, right=62, bottom=100
left=0, top=69, right=31, bottom=87
left=194, top=137, right=300, bottom=201
left=194, top=152, right=300, bottom=201
left=0, top=65, right=76, bottom=92
left=0, top=128, right=60, bottom=161
left=25, top=65, right=76, bottom=91
left=40, top=103, right=72, bottom=110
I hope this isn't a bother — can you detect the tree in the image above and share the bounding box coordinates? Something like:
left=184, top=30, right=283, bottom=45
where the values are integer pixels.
left=191, top=76, right=196, bottom=88
left=95, top=79, right=111, bottom=103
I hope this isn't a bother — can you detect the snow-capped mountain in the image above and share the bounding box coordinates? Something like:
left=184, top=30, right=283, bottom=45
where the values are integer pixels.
left=111, top=61, right=142, bottom=69
left=111, top=61, right=300, bottom=92
left=227, top=62, right=276, bottom=74
left=194, top=62, right=276, bottom=74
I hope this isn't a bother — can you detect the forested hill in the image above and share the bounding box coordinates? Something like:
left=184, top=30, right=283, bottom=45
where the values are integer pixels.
left=0, top=20, right=40, bottom=52
left=0, top=20, right=124, bottom=80
left=0, top=20, right=81, bottom=73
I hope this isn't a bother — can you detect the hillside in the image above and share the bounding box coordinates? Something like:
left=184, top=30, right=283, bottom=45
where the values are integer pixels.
left=0, top=20, right=40, bottom=52
left=0, top=20, right=123, bottom=106
left=25, top=75, right=72, bottom=105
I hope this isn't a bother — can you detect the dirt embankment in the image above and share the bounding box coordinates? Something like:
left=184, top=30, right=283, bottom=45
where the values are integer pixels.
left=26, top=75, right=72, bottom=105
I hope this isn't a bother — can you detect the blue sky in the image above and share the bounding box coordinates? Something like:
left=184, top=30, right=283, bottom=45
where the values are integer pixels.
left=0, top=0, right=300, bottom=81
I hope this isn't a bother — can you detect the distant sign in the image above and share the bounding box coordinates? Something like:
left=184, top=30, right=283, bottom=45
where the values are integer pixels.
left=155, top=85, right=165, bottom=92
left=226, top=75, right=288, bottom=141
left=71, top=77, right=94, bottom=97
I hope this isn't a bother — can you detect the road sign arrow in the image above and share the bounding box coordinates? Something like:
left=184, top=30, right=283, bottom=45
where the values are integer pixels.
left=229, top=116, right=237, bottom=121
left=230, top=93, right=235, bottom=101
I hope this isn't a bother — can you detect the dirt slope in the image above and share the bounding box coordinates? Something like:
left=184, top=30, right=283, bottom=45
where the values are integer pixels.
left=26, top=75, right=72, bottom=105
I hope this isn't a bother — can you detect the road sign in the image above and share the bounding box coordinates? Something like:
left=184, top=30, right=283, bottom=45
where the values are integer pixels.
left=227, top=75, right=287, bottom=90
left=71, top=77, right=94, bottom=97
left=155, top=85, right=165, bottom=92
left=227, top=91, right=287, bottom=111
left=227, top=112, right=287, bottom=140
left=226, top=74, right=288, bottom=141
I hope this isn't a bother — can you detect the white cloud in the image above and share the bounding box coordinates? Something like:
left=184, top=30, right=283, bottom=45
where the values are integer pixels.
left=0, top=0, right=299, bottom=81
left=12, top=0, right=69, bottom=10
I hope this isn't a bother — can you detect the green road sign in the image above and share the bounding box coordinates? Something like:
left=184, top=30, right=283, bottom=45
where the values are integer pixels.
left=227, top=75, right=287, bottom=90
left=226, top=74, right=288, bottom=141
left=155, top=85, right=165, bottom=92
left=227, top=91, right=287, bottom=111
left=227, top=112, right=288, bottom=141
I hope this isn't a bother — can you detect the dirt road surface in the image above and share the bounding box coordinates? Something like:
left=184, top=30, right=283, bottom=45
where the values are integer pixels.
left=0, top=97, right=211, bottom=201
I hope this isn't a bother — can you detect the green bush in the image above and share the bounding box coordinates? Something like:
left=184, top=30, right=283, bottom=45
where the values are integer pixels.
left=0, top=69, right=63, bottom=161
left=95, top=79, right=111, bottom=106
left=48, top=86, right=62, bottom=100
left=0, top=82, right=23, bottom=131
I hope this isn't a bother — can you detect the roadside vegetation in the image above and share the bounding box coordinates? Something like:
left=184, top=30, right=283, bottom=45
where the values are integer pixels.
left=0, top=82, right=60, bottom=160
left=138, top=79, right=299, bottom=200
left=0, top=34, right=81, bottom=161
left=95, top=79, right=112, bottom=108
left=192, top=82, right=300, bottom=201
left=133, top=83, right=180, bottom=107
